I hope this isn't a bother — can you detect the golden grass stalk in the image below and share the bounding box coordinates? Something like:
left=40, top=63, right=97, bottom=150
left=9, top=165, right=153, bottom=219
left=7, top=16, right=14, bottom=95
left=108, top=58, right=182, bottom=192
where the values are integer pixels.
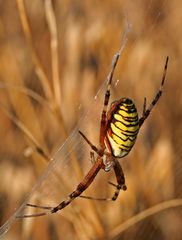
left=16, top=0, right=53, bottom=101
left=109, top=198, right=182, bottom=239
left=45, top=0, right=61, bottom=110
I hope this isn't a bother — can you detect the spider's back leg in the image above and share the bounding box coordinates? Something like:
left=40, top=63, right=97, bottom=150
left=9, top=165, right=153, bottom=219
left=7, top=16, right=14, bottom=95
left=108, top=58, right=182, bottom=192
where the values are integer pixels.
left=139, top=56, right=169, bottom=127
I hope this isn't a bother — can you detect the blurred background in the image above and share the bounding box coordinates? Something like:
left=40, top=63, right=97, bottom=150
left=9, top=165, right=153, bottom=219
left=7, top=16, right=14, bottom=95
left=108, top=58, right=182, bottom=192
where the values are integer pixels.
left=0, top=0, right=182, bottom=239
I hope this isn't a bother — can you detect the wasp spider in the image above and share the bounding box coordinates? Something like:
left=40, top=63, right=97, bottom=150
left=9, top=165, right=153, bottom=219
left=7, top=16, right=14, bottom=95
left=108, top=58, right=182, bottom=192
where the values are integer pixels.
left=17, top=49, right=169, bottom=218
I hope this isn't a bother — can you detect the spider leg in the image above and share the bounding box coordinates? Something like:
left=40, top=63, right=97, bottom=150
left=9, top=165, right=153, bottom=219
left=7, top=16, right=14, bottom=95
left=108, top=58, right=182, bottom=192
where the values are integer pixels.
left=111, top=159, right=127, bottom=200
left=99, top=29, right=129, bottom=147
left=26, top=203, right=52, bottom=210
left=80, top=159, right=127, bottom=201
left=79, top=130, right=102, bottom=156
left=139, top=56, right=169, bottom=127
left=100, top=52, right=121, bottom=147
left=16, top=158, right=103, bottom=218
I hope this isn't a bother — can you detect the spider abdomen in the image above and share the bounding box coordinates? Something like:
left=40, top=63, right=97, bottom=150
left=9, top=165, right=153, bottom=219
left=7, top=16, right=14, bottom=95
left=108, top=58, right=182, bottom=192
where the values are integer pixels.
left=105, top=98, right=139, bottom=158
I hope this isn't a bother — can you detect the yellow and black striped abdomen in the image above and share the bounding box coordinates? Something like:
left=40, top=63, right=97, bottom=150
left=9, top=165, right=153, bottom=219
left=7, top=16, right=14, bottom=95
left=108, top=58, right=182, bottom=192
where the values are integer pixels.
left=105, top=98, right=139, bottom=158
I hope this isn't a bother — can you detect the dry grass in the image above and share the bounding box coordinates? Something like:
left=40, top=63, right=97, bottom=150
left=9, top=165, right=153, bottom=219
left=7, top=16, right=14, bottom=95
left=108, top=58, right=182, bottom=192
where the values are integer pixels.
left=0, top=0, right=182, bottom=239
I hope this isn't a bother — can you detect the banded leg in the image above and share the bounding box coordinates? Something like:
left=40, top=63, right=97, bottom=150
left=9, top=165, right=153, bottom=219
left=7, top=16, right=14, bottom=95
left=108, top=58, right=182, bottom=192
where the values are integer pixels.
left=80, top=159, right=127, bottom=201
left=99, top=28, right=129, bottom=147
left=99, top=52, right=121, bottom=147
left=16, top=158, right=103, bottom=218
left=112, top=159, right=127, bottom=200
left=139, top=56, right=169, bottom=127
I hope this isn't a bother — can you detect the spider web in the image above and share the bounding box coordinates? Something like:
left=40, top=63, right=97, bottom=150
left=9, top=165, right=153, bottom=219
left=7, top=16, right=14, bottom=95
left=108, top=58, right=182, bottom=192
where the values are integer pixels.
left=0, top=0, right=182, bottom=239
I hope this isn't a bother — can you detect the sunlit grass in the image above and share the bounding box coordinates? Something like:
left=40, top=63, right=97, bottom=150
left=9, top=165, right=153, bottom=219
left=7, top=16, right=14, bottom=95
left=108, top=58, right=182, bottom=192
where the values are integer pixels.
left=0, top=0, right=182, bottom=239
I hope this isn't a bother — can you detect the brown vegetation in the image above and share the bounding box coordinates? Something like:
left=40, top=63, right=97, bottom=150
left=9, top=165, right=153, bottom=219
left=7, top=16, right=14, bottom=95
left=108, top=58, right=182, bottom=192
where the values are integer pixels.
left=0, top=0, right=182, bottom=239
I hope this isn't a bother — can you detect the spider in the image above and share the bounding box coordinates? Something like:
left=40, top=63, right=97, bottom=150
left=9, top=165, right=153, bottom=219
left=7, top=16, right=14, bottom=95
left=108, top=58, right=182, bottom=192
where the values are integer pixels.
left=17, top=48, right=169, bottom=218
